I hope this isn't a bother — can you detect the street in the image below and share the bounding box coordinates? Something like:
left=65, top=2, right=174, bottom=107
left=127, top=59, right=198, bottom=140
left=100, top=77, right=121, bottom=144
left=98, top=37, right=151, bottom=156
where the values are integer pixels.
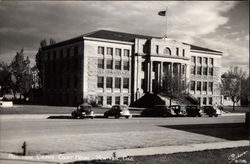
left=0, top=115, right=247, bottom=156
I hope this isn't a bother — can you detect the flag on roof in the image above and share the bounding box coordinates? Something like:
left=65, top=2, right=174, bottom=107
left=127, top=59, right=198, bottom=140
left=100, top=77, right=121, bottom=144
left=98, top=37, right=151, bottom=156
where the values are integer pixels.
left=158, top=10, right=166, bottom=16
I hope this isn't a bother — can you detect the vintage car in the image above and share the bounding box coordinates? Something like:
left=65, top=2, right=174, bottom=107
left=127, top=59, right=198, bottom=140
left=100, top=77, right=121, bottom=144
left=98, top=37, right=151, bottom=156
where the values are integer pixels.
left=104, top=105, right=132, bottom=119
left=141, top=105, right=176, bottom=117
left=169, top=105, right=186, bottom=116
left=202, top=105, right=222, bottom=117
left=185, top=105, right=202, bottom=117
left=71, top=103, right=95, bottom=119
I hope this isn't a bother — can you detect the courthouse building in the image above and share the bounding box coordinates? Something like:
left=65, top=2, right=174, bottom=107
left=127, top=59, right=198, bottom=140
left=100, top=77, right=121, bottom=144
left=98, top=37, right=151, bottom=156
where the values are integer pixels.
left=41, top=29, right=223, bottom=106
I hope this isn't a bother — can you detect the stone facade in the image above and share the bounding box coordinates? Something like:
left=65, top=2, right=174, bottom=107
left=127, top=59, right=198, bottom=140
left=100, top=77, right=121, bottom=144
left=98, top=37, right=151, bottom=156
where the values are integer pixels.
left=41, top=30, right=223, bottom=106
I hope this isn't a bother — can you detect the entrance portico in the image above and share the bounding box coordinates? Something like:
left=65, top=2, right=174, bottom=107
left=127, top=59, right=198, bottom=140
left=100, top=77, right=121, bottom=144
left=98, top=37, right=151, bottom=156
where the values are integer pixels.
left=146, top=60, right=187, bottom=94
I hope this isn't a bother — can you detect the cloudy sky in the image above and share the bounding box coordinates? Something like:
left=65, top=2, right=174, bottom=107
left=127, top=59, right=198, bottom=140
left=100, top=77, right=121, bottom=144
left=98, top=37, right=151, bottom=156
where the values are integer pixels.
left=0, top=1, right=249, bottom=74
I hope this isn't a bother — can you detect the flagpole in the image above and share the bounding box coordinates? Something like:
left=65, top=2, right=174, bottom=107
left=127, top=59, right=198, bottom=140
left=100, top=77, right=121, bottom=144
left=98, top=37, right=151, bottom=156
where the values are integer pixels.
left=165, top=7, right=167, bottom=38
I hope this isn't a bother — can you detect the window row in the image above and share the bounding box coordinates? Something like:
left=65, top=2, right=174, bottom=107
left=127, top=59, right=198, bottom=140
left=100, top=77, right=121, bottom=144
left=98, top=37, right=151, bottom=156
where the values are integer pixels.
left=46, top=46, right=79, bottom=60
left=191, top=66, right=213, bottom=76
left=97, top=77, right=129, bottom=89
left=46, top=76, right=79, bottom=89
left=98, top=59, right=129, bottom=70
left=46, top=59, right=80, bottom=73
left=191, top=56, right=214, bottom=65
left=190, top=81, right=213, bottom=92
left=98, top=46, right=130, bottom=57
left=197, top=97, right=213, bottom=105
left=97, top=96, right=129, bottom=105
left=155, top=46, right=185, bottom=57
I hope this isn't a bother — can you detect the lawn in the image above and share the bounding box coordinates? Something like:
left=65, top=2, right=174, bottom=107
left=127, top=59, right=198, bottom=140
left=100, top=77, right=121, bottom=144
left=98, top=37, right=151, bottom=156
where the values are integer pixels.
left=67, top=146, right=250, bottom=164
left=223, top=106, right=249, bottom=113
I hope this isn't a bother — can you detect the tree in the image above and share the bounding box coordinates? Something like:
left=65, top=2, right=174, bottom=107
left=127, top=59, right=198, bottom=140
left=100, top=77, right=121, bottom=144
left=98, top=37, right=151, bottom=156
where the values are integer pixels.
left=221, top=66, right=247, bottom=110
left=0, top=62, right=12, bottom=97
left=10, top=49, right=32, bottom=99
left=49, top=38, right=56, bottom=45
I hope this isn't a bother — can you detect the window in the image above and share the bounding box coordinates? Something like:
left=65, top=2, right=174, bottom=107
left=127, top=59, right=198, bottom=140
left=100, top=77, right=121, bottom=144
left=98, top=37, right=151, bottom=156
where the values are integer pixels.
left=66, top=77, right=70, bottom=89
left=115, top=60, right=121, bottom=70
left=107, top=96, right=112, bottom=105
left=191, top=56, right=196, bottom=63
left=203, top=82, right=207, bottom=91
left=197, top=97, right=201, bottom=105
left=74, top=76, right=78, bottom=89
left=106, top=59, right=113, bottom=69
left=156, top=45, right=159, bottom=54
left=123, top=78, right=129, bottom=89
left=106, top=77, right=113, bottom=88
left=203, top=57, right=208, bottom=64
left=115, top=77, right=121, bottom=88
left=123, top=61, right=129, bottom=70
left=203, top=97, right=207, bottom=105
left=190, top=81, right=195, bottom=91
left=208, top=82, right=213, bottom=92
left=123, top=96, right=129, bottom=105
left=197, top=57, right=202, bottom=64
left=115, top=96, right=120, bottom=105
left=141, top=79, right=145, bottom=90
left=60, top=49, right=63, bottom=58
left=176, top=47, right=179, bottom=56
left=197, top=81, right=201, bottom=91
left=209, top=67, right=213, bottom=76
left=67, top=48, right=70, bottom=57
left=98, top=59, right=104, bottom=69
left=164, top=47, right=171, bottom=55
left=182, top=49, right=185, bottom=57
left=74, top=47, right=78, bottom=56
left=209, top=97, right=212, bottom=105
left=53, top=51, right=56, bottom=60
left=115, top=48, right=121, bottom=56
left=97, top=77, right=104, bottom=88
left=98, top=96, right=103, bottom=105
left=203, top=67, right=208, bottom=75
left=107, top=47, right=113, bottom=55
left=98, top=46, right=104, bottom=55
left=209, top=58, right=214, bottom=65
left=191, top=66, right=196, bottom=75
left=124, top=49, right=130, bottom=57
left=141, top=62, right=146, bottom=71
left=197, top=66, right=202, bottom=75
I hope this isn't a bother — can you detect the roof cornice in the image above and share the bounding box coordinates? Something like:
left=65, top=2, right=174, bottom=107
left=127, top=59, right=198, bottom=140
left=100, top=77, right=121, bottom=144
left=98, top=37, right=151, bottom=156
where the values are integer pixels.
left=83, top=36, right=134, bottom=45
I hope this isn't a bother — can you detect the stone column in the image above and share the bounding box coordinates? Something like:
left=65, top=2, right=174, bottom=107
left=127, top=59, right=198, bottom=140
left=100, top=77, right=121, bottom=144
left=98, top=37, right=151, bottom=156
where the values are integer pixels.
left=170, top=62, right=174, bottom=94
left=149, top=60, right=153, bottom=93
left=160, top=62, right=163, bottom=90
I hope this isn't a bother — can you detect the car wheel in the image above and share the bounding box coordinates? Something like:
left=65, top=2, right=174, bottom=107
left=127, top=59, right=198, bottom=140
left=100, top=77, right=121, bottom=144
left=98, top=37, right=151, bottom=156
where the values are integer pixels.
left=91, top=116, right=94, bottom=119
left=104, top=113, right=108, bottom=118
left=115, top=115, right=120, bottom=119
left=125, top=116, right=129, bottom=119
left=209, top=114, right=212, bottom=117
left=215, top=114, right=218, bottom=117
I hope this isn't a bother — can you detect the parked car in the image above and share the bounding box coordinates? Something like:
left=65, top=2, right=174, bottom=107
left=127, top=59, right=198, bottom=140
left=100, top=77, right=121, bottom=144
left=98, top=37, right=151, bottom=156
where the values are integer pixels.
left=141, top=105, right=176, bottom=117
left=185, top=105, right=202, bottom=117
left=104, top=105, right=132, bottom=119
left=169, top=105, right=186, bottom=116
left=71, top=103, right=95, bottom=119
left=202, top=105, right=221, bottom=117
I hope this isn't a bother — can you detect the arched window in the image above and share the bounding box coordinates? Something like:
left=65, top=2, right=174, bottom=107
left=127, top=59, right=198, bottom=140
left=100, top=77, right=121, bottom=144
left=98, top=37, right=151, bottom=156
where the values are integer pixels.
left=164, top=47, right=171, bottom=55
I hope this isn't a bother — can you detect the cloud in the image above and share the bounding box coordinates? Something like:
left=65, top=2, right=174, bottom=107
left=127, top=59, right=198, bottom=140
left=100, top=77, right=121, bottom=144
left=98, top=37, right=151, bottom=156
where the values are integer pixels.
left=0, top=1, right=247, bottom=76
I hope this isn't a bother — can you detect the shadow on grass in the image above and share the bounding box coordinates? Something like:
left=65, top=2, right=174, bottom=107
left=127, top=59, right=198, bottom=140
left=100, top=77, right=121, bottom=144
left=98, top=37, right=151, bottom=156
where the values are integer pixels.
left=159, top=123, right=249, bottom=140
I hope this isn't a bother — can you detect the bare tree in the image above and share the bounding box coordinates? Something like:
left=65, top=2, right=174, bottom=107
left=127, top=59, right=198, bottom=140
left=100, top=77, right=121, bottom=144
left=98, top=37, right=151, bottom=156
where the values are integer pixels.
left=221, top=66, right=247, bottom=110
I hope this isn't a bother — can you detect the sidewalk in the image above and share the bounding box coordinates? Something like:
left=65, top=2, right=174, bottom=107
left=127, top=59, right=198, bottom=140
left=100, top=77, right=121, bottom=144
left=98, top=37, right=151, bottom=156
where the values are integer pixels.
left=0, top=140, right=249, bottom=164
